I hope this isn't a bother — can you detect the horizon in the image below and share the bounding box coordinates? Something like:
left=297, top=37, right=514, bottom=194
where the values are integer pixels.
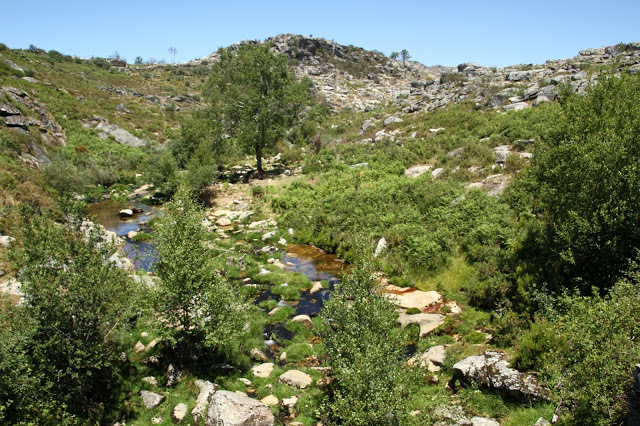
left=1, top=1, right=639, bottom=68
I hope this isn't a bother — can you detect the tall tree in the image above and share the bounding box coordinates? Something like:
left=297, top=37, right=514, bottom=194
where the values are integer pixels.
left=400, top=49, right=411, bottom=64
left=204, top=44, right=313, bottom=174
left=390, top=51, right=399, bottom=60
left=526, top=73, right=640, bottom=291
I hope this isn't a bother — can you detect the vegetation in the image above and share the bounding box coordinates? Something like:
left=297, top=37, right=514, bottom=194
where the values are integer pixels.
left=318, top=263, right=409, bottom=424
left=1, top=38, right=640, bottom=425
left=2, top=206, right=141, bottom=423
left=154, top=190, right=247, bottom=358
left=204, top=44, right=314, bottom=173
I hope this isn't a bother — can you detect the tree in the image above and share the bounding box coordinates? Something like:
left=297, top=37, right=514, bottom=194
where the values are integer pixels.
left=528, top=73, right=640, bottom=291
left=204, top=44, right=313, bottom=173
left=318, top=263, right=409, bottom=425
left=134, top=56, right=144, bottom=65
left=154, top=190, right=247, bottom=357
left=390, top=51, right=399, bottom=60
left=6, top=206, right=141, bottom=422
left=400, top=49, right=411, bottom=64
left=168, top=46, right=178, bottom=64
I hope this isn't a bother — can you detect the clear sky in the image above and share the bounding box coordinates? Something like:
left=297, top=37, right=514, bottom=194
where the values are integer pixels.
left=1, top=0, right=638, bottom=67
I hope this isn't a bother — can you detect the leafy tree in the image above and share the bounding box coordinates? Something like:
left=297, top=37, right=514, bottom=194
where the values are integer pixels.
left=154, top=190, right=247, bottom=357
left=318, top=263, right=409, bottom=425
left=134, top=56, right=144, bottom=65
left=390, top=51, right=399, bottom=60
left=401, top=49, right=411, bottom=64
left=537, top=263, right=640, bottom=424
left=527, top=73, right=640, bottom=291
left=204, top=44, right=313, bottom=173
left=5, top=206, right=141, bottom=423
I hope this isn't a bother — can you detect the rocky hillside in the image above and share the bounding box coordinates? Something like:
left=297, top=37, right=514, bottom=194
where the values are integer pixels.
left=196, top=35, right=640, bottom=112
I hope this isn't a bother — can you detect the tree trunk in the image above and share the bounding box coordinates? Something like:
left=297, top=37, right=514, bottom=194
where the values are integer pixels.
left=256, top=146, right=263, bottom=174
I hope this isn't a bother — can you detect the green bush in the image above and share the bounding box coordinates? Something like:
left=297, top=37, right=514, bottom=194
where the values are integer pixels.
left=318, top=263, right=410, bottom=424
left=541, top=270, right=640, bottom=424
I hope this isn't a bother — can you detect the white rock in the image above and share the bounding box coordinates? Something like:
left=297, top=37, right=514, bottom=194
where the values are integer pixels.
left=279, top=369, right=312, bottom=389
left=191, top=380, right=217, bottom=424
left=171, top=403, right=188, bottom=423
left=140, top=390, right=165, bottom=409
left=238, top=378, right=252, bottom=386
left=206, top=391, right=274, bottom=425
left=216, top=217, right=232, bottom=227
left=397, top=312, right=445, bottom=338
left=260, top=395, right=279, bottom=405
left=291, top=314, right=313, bottom=330
left=404, top=165, right=432, bottom=178
left=251, top=362, right=275, bottom=379
left=261, top=231, right=276, bottom=241
left=374, top=237, right=387, bottom=257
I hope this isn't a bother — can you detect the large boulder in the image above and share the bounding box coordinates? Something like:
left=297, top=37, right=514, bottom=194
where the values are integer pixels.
left=279, top=369, right=313, bottom=389
left=387, top=289, right=442, bottom=310
left=451, top=351, right=550, bottom=402
left=140, top=390, right=166, bottom=409
left=397, top=312, right=445, bottom=337
left=205, top=390, right=274, bottom=426
left=191, top=380, right=218, bottom=424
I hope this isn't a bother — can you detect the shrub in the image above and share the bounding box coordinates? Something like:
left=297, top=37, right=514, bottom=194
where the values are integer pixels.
left=5, top=206, right=141, bottom=423
left=541, top=269, right=640, bottom=424
left=318, top=263, right=409, bottom=424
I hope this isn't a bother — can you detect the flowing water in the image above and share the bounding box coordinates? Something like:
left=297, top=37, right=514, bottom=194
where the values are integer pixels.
left=86, top=200, right=160, bottom=271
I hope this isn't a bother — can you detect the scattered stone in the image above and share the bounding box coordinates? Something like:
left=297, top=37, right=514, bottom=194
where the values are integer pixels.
left=291, top=314, right=313, bottom=329
left=261, top=231, right=276, bottom=241
left=134, top=341, right=145, bottom=353
left=279, top=369, right=313, bottom=389
left=151, top=417, right=163, bottom=424
left=383, top=116, right=403, bottom=126
left=310, top=281, right=323, bottom=294
left=534, top=418, right=551, bottom=426
left=260, top=395, right=279, bottom=405
left=431, top=168, right=444, bottom=179
left=451, top=351, right=550, bottom=402
left=171, top=403, right=188, bottom=423
left=145, top=338, right=160, bottom=351
left=216, top=217, right=232, bottom=227
left=206, top=390, right=274, bottom=426
left=470, top=417, right=500, bottom=426
left=252, top=362, right=275, bottom=379
left=140, top=390, right=166, bottom=409
left=238, top=378, right=252, bottom=386
left=142, top=376, right=159, bottom=387
left=140, top=331, right=149, bottom=338
left=279, top=352, right=287, bottom=362
left=397, top=312, right=445, bottom=338
left=374, top=237, right=388, bottom=257
left=409, top=345, right=448, bottom=371
left=250, top=348, right=269, bottom=362
left=166, top=363, right=180, bottom=387
left=191, top=380, right=218, bottom=425
left=387, top=289, right=442, bottom=310
left=119, top=209, right=134, bottom=217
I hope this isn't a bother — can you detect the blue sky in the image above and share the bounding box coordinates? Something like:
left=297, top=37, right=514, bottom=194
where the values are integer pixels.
left=1, top=1, right=638, bottom=67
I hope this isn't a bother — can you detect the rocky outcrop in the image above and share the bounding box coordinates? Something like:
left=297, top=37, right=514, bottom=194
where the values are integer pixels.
left=205, top=390, right=274, bottom=426
left=450, top=351, right=550, bottom=402
left=194, top=35, right=638, bottom=114
left=82, top=115, right=147, bottom=147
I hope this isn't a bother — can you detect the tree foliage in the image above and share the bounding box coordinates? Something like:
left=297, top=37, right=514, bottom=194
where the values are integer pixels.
left=153, top=190, right=247, bottom=357
left=204, top=44, right=313, bottom=172
left=318, top=263, right=409, bottom=425
left=4, top=206, right=140, bottom=423
left=526, top=73, right=640, bottom=291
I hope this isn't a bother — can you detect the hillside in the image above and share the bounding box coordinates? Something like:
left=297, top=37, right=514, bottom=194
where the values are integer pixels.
left=1, top=36, right=640, bottom=425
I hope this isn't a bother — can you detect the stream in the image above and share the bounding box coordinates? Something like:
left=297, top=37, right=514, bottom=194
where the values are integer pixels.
left=87, top=201, right=345, bottom=316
